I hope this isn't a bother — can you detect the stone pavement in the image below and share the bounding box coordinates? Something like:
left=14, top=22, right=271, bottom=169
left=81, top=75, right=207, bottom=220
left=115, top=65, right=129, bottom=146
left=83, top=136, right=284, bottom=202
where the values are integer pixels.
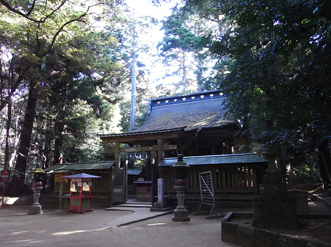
left=104, top=203, right=173, bottom=227
left=0, top=203, right=240, bottom=247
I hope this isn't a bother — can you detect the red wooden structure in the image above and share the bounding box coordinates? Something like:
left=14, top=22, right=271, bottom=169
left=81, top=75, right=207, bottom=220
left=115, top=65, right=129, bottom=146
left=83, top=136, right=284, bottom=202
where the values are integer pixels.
left=61, top=173, right=101, bottom=213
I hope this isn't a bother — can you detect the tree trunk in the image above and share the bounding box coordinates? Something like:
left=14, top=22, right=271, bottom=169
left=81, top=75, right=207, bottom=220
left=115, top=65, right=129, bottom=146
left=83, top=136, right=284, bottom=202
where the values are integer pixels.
left=318, top=138, right=331, bottom=189
left=8, top=81, right=38, bottom=196
left=279, top=139, right=289, bottom=175
left=129, top=36, right=137, bottom=131
left=53, top=104, right=65, bottom=165
left=182, top=50, right=187, bottom=92
left=43, top=116, right=53, bottom=169
left=196, top=54, right=202, bottom=92
left=4, top=101, right=12, bottom=170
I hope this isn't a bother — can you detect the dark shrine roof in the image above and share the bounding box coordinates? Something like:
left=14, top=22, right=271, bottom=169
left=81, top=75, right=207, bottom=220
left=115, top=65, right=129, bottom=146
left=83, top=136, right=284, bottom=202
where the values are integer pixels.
left=133, top=90, right=234, bottom=132
left=44, top=161, right=114, bottom=173
left=100, top=90, right=238, bottom=138
left=158, top=153, right=267, bottom=167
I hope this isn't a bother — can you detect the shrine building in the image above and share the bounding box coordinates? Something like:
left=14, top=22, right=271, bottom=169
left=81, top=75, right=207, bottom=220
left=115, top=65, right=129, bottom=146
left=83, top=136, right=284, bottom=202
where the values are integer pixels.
left=99, top=90, right=268, bottom=206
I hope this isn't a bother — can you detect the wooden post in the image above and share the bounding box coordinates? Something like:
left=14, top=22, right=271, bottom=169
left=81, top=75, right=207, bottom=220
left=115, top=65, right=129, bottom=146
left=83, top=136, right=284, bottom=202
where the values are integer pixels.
left=59, top=182, right=63, bottom=209
left=153, top=139, right=164, bottom=204
left=114, top=142, right=120, bottom=168
left=157, top=139, right=163, bottom=164
left=1, top=183, right=6, bottom=208
left=123, top=158, right=128, bottom=202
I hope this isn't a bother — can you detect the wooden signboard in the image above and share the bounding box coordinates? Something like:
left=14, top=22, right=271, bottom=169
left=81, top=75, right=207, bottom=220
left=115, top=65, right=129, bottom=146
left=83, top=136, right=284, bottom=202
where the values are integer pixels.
left=54, top=173, right=67, bottom=183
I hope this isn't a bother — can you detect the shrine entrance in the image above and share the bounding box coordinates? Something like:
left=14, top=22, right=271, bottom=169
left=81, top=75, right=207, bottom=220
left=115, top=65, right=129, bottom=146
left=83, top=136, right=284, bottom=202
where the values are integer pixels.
left=123, top=150, right=162, bottom=204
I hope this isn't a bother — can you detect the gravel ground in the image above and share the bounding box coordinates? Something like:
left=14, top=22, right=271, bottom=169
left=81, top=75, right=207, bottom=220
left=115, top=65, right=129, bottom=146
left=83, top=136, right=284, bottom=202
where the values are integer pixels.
left=0, top=205, right=239, bottom=247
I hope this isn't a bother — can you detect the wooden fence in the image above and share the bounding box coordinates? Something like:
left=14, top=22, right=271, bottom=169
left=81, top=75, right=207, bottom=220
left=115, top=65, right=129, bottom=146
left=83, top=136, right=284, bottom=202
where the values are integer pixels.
left=159, top=163, right=267, bottom=200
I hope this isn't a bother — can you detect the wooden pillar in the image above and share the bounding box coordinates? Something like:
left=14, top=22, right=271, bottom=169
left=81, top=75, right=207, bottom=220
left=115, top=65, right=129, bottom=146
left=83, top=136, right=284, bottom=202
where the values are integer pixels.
left=157, top=139, right=163, bottom=164
left=59, top=182, right=63, bottom=209
left=114, top=142, right=120, bottom=168
left=195, top=133, right=199, bottom=155
left=153, top=139, right=164, bottom=203
left=123, top=158, right=128, bottom=202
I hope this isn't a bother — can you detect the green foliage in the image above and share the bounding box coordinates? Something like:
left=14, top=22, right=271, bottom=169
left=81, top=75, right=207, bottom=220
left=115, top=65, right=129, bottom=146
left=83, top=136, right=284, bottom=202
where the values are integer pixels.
left=292, top=163, right=321, bottom=184
left=183, top=0, right=331, bottom=184
left=221, top=0, right=331, bottom=145
left=37, top=29, right=124, bottom=164
left=158, top=6, right=219, bottom=92
left=0, top=0, right=125, bottom=178
left=180, top=0, right=331, bottom=184
left=160, top=13, right=204, bottom=53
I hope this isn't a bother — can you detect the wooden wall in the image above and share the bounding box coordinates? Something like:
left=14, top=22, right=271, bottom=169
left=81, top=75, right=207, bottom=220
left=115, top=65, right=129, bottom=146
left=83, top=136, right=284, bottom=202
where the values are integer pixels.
left=53, top=170, right=113, bottom=199
left=159, top=163, right=267, bottom=201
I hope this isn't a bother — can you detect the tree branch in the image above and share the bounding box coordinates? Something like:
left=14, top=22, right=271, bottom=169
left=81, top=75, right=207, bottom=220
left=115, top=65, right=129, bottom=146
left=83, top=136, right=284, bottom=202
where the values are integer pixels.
left=42, top=3, right=103, bottom=56
left=39, top=0, right=67, bottom=23
left=0, top=0, right=42, bottom=23
left=43, top=13, right=88, bottom=56
left=26, top=0, right=36, bottom=16
left=0, top=0, right=67, bottom=23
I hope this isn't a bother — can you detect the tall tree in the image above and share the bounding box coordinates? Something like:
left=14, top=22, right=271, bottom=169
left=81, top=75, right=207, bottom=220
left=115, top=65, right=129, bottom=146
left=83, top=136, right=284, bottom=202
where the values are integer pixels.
left=129, top=29, right=138, bottom=131
left=158, top=7, right=218, bottom=92
left=109, top=7, right=160, bottom=131
left=0, top=47, right=25, bottom=169
left=0, top=0, right=119, bottom=195
left=184, top=0, right=331, bottom=186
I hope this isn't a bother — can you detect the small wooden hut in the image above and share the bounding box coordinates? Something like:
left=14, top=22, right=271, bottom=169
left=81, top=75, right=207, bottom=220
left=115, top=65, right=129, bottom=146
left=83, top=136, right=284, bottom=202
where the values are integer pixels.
left=44, top=161, right=114, bottom=200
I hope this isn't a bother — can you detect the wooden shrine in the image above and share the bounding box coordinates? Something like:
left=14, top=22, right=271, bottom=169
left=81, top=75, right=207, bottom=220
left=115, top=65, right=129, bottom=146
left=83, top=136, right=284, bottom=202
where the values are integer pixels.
left=61, top=173, right=101, bottom=213
left=99, top=90, right=267, bottom=205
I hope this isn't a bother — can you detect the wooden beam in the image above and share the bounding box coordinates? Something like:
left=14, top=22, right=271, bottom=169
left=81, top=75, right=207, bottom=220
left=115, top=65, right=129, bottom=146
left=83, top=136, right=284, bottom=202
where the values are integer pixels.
left=100, top=130, right=182, bottom=143
left=104, top=144, right=177, bottom=154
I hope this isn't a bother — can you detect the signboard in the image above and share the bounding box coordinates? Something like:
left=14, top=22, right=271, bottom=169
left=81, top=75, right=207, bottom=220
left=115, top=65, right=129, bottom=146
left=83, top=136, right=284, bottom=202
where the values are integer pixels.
left=1, top=170, right=10, bottom=183
left=157, top=178, right=164, bottom=202
left=72, top=178, right=92, bottom=182
left=55, top=173, right=67, bottom=183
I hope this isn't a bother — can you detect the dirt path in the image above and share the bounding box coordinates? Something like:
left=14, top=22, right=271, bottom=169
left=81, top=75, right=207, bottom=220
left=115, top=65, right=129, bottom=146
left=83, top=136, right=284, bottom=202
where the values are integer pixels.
left=0, top=206, right=239, bottom=247
left=1, top=193, right=330, bottom=247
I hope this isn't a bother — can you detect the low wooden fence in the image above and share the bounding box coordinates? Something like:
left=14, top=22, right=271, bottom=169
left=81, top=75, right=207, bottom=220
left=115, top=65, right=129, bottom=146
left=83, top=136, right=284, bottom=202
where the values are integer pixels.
left=159, top=163, right=267, bottom=200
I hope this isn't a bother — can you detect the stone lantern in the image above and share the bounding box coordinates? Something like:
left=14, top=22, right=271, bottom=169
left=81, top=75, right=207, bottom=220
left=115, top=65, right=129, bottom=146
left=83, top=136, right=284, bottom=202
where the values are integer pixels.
left=252, top=152, right=298, bottom=229
left=172, top=154, right=190, bottom=222
left=28, top=167, right=45, bottom=215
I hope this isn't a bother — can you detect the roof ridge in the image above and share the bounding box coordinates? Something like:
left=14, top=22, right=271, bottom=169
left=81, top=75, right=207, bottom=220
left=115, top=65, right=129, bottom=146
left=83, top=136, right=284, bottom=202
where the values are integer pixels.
left=150, top=90, right=223, bottom=104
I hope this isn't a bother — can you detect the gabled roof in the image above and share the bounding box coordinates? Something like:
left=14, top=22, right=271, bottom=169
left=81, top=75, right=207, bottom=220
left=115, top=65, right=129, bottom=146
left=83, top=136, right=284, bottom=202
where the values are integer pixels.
left=158, top=153, right=267, bottom=167
left=100, top=91, right=238, bottom=140
left=133, top=90, right=235, bottom=132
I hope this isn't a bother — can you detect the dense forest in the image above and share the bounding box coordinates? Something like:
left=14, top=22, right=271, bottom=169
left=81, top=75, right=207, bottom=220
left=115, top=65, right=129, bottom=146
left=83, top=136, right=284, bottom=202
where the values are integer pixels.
left=0, top=0, right=330, bottom=195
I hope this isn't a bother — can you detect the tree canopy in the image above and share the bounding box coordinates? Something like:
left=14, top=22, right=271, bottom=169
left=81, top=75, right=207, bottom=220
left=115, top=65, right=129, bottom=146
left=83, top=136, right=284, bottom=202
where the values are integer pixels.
left=0, top=0, right=171, bottom=195
left=1, top=0, right=331, bottom=195
left=158, top=5, right=221, bottom=92
left=182, top=0, right=331, bottom=186
left=0, top=0, right=125, bottom=195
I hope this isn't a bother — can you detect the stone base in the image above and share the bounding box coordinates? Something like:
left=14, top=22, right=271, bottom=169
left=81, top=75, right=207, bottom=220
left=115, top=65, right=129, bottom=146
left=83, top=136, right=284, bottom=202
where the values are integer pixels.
left=288, top=189, right=309, bottom=214
left=222, top=213, right=330, bottom=247
left=172, top=209, right=190, bottom=222
left=252, top=196, right=298, bottom=230
left=28, top=203, right=43, bottom=215
left=172, top=216, right=190, bottom=222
